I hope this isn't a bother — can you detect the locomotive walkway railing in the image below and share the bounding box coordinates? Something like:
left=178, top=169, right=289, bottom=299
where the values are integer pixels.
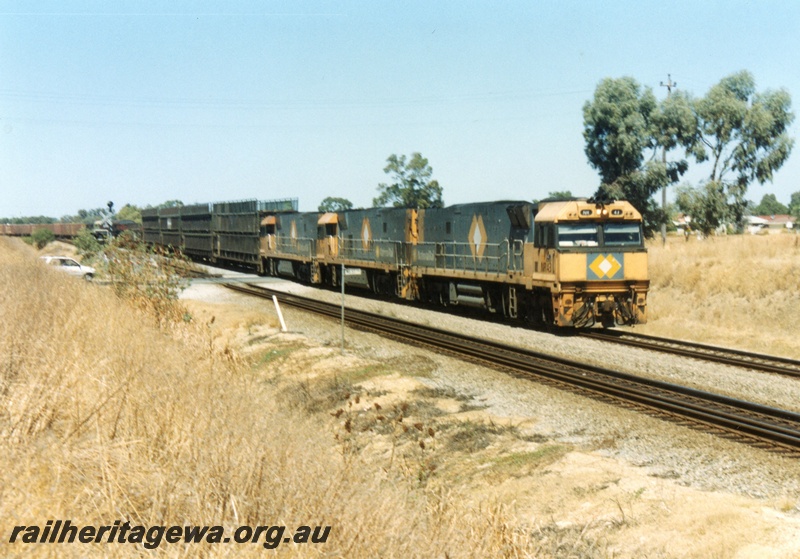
left=421, top=239, right=523, bottom=274
left=266, top=236, right=527, bottom=276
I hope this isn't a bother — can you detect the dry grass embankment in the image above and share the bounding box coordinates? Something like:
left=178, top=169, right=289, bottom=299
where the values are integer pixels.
left=644, top=233, right=800, bottom=358
left=0, top=238, right=545, bottom=558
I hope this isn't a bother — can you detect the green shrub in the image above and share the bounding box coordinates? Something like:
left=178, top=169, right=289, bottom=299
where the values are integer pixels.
left=29, top=228, right=55, bottom=249
left=73, top=227, right=101, bottom=257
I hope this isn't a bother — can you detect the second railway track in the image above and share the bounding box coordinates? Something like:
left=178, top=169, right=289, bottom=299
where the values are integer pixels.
left=579, top=329, right=800, bottom=379
left=223, top=281, right=800, bottom=455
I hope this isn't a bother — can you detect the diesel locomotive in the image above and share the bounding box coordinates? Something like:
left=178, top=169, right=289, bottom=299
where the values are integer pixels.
left=143, top=197, right=649, bottom=328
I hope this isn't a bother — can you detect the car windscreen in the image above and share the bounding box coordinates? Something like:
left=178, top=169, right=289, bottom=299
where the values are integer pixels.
left=557, top=224, right=599, bottom=247
left=603, top=223, right=642, bottom=246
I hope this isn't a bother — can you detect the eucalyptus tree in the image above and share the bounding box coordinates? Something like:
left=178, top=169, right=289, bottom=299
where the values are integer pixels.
left=675, top=182, right=729, bottom=236
left=691, top=70, right=794, bottom=226
left=373, top=153, right=443, bottom=209
left=582, top=77, right=696, bottom=235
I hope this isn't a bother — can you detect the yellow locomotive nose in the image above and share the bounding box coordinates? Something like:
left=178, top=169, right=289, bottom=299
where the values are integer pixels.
left=532, top=199, right=648, bottom=327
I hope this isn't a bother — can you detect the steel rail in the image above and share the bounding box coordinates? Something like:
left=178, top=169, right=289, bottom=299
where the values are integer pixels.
left=223, top=282, right=800, bottom=453
left=580, top=330, right=800, bottom=379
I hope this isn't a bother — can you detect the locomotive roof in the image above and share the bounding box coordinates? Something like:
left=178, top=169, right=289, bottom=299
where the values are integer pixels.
left=435, top=200, right=531, bottom=210
left=534, top=199, right=642, bottom=222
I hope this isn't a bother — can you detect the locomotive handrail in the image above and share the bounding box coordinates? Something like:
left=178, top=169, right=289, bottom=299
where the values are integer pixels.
left=274, top=236, right=316, bottom=257
left=425, top=240, right=510, bottom=274
left=511, top=239, right=524, bottom=270
left=337, top=238, right=404, bottom=266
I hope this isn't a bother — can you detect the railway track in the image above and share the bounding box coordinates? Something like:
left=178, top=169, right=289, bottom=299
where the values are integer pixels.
left=580, top=330, right=800, bottom=379
left=223, top=281, right=800, bottom=455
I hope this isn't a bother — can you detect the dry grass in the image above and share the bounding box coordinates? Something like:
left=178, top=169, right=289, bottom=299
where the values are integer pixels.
left=643, top=232, right=800, bottom=358
left=0, top=238, right=548, bottom=558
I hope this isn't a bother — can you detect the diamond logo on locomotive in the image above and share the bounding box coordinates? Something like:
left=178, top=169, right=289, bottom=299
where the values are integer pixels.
left=361, top=217, right=372, bottom=250
left=587, top=253, right=623, bottom=280
left=468, top=214, right=487, bottom=260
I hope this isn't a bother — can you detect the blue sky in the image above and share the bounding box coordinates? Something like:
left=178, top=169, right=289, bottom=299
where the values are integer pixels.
left=2, top=0, right=799, bottom=217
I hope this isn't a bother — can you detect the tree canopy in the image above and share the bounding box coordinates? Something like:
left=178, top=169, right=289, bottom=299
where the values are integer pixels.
left=532, top=191, right=574, bottom=205
left=752, top=193, right=788, bottom=216
left=373, top=153, right=443, bottom=209
left=583, top=77, right=658, bottom=186
left=159, top=200, right=184, bottom=209
left=318, top=197, right=353, bottom=212
left=0, top=215, right=56, bottom=224
left=676, top=183, right=729, bottom=236
left=116, top=203, right=142, bottom=223
left=582, top=77, right=695, bottom=235
left=691, top=70, right=795, bottom=224
left=790, top=191, right=800, bottom=224
left=584, top=71, right=794, bottom=235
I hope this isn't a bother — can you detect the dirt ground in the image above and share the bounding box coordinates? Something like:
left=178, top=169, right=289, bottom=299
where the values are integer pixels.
left=181, top=279, right=800, bottom=558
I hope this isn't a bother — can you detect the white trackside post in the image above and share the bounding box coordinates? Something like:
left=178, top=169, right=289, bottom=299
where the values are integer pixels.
left=341, top=262, right=345, bottom=355
left=272, top=295, right=287, bottom=332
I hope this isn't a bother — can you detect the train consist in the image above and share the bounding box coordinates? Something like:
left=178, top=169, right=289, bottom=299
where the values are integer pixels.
left=1, top=222, right=86, bottom=238
left=1, top=220, right=138, bottom=241
left=142, top=197, right=649, bottom=328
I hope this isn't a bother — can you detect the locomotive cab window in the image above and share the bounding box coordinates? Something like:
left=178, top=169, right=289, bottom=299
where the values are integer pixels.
left=318, top=224, right=337, bottom=238
left=535, top=224, right=555, bottom=248
left=603, top=223, right=642, bottom=247
left=557, top=224, right=598, bottom=247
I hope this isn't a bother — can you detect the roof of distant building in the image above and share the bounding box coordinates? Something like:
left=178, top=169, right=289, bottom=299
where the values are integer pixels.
left=757, top=214, right=796, bottom=224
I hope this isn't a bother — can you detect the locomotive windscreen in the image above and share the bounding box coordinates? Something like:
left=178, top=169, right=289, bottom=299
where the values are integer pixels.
left=603, top=223, right=642, bottom=246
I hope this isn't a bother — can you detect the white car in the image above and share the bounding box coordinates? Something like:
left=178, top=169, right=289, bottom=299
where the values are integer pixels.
left=39, top=256, right=96, bottom=280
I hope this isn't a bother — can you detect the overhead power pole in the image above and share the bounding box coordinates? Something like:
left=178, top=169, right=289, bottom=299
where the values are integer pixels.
left=660, top=74, right=676, bottom=246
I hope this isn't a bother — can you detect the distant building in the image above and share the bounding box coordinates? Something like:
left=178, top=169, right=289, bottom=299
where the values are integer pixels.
left=746, top=215, right=769, bottom=234
left=755, top=214, right=795, bottom=233
left=674, top=213, right=795, bottom=236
